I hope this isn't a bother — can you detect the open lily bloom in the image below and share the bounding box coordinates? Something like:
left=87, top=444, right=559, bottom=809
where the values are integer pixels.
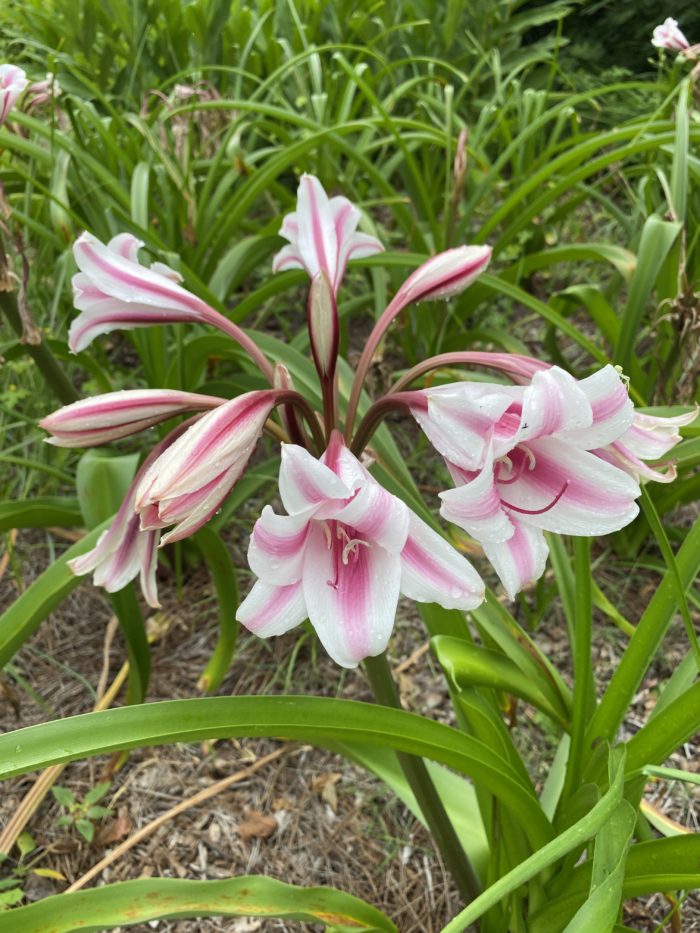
left=69, top=232, right=219, bottom=352
left=272, top=174, right=384, bottom=295
left=237, top=432, right=484, bottom=668
left=406, top=365, right=641, bottom=598
left=594, top=408, right=698, bottom=483
left=652, top=17, right=690, bottom=51
left=0, top=64, right=27, bottom=126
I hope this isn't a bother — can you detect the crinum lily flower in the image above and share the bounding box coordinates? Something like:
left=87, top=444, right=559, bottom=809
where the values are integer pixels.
left=237, top=432, right=484, bottom=668
left=0, top=64, right=27, bottom=127
left=594, top=408, right=698, bottom=483
left=67, top=428, right=190, bottom=608
left=134, top=390, right=279, bottom=545
left=403, top=365, right=641, bottom=598
left=272, top=173, right=384, bottom=295
left=69, top=231, right=273, bottom=381
left=652, top=17, right=690, bottom=51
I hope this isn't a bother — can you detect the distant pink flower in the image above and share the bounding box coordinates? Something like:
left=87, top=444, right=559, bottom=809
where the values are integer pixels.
left=0, top=64, right=28, bottom=126
left=237, top=432, right=484, bottom=668
left=594, top=408, right=697, bottom=483
left=272, top=174, right=384, bottom=295
left=25, top=72, right=60, bottom=110
left=407, top=365, right=641, bottom=598
left=135, top=391, right=276, bottom=545
left=40, top=389, right=223, bottom=447
left=652, top=18, right=690, bottom=51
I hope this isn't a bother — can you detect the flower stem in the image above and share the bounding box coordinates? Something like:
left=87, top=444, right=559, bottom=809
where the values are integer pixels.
left=0, top=288, right=79, bottom=405
left=363, top=652, right=482, bottom=906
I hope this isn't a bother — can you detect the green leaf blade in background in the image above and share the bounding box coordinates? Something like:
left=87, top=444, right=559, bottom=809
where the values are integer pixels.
left=0, top=695, right=555, bottom=849
left=3, top=876, right=396, bottom=932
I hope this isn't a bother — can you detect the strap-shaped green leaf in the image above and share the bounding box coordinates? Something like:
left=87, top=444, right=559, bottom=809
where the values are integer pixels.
left=3, top=876, right=396, bottom=932
left=530, top=835, right=700, bottom=931
left=0, top=695, right=554, bottom=848
left=0, top=498, right=82, bottom=532
left=0, top=521, right=109, bottom=669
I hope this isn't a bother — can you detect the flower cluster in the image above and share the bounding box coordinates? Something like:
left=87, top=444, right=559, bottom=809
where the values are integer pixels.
left=41, top=175, right=695, bottom=667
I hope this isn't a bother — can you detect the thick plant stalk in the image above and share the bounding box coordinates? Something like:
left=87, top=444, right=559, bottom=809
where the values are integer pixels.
left=363, top=652, right=481, bottom=906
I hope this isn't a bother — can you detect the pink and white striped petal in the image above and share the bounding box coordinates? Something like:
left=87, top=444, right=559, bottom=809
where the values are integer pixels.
left=330, top=473, right=409, bottom=555
left=136, top=391, right=275, bottom=505
left=414, top=384, right=517, bottom=471
left=502, top=437, right=640, bottom=536
left=392, top=245, right=492, bottom=310
left=40, top=389, right=221, bottom=447
left=330, top=195, right=383, bottom=291
left=560, top=365, right=634, bottom=450
left=619, top=408, right=697, bottom=460
left=513, top=366, right=593, bottom=447
left=400, top=513, right=484, bottom=610
left=157, top=461, right=247, bottom=546
left=301, top=523, right=401, bottom=668
left=295, top=174, right=338, bottom=284
left=237, top=580, right=308, bottom=638
left=69, top=232, right=212, bottom=352
left=439, top=448, right=514, bottom=544
left=279, top=443, right=352, bottom=516
left=482, top=521, right=549, bottom=600
left=247, top=506, right=311, bottom=585
left=0, top=64, right=28, bottom=126
left=595, top=443, right=678, bottom=484
left=138, top=530, right=161, bottom=608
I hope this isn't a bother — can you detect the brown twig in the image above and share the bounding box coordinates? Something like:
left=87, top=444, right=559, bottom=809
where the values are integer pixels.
left=66, top=744, right=297, bottom=892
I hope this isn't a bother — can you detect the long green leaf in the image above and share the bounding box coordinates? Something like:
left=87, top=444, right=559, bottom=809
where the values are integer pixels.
left=440, top=749, right=626, bottom=933
left=0, top=498, right=82, bottom=532
left=0, top=696, right=554, bottom=847
left=0, top=522, right=109, bottom=669
left=4, top=876, right=395, bottom=932
left=586, top=516, right=700, bottom=746
left=433, top=635, right=568, bottom=727
left=530, top=835, right=700, bottom=931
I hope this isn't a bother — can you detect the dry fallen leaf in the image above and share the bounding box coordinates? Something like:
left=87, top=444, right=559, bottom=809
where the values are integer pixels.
left=311, top=772, right=342, bottom=812
left=235, top=809, right=277, bottom=841
left=96, top=807, right=132, bottom=846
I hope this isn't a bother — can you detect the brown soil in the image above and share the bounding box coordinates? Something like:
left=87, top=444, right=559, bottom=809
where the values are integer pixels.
left=0, top=528, right=698, bottom=932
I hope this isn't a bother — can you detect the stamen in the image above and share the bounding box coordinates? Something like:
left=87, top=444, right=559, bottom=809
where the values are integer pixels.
left=502, top=480, right=569, bottom=515
left=320, top=520, right=332, bottom=549
left=496, top=453, right=529, bottom=486
left=342, top=538, right=371, bottom=564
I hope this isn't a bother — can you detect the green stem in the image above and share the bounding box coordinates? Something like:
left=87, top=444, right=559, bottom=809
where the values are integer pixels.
left=363, top=652, right=481, bottom=907
left=560, top=537, right=592, bottom=806
left=0, top=289, right=78, bottom=405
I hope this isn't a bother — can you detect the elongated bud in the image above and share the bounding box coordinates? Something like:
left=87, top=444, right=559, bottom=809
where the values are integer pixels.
left=40, top=389, right=223, bottom=447
left=308, top=271, right=339, bottom=380
left=394, top=245, right=492, bottom=310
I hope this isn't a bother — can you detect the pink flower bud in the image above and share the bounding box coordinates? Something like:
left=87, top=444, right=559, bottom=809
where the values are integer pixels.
left=308, top=271, right=339, bottom=379
left=40, top=390, right=223, bottom=447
